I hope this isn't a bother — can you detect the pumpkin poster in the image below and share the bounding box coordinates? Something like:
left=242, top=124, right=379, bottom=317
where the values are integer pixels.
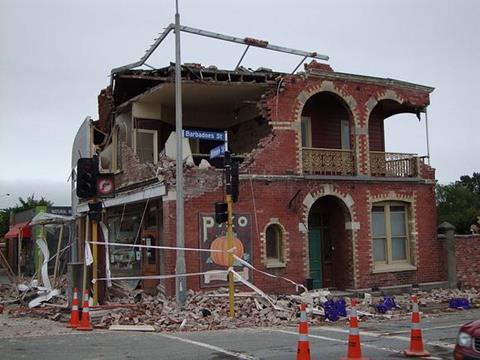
left=199, top=213, right=252, bottom=288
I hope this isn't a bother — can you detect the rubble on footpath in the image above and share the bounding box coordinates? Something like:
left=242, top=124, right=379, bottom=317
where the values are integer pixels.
left=1, top=282, right=479, bottom=332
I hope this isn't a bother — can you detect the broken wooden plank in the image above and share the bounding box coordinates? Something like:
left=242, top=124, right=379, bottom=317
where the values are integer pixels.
left=108, top=324, right=156, bottom=332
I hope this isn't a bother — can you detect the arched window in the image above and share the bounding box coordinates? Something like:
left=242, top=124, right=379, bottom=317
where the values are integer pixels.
left=266, top=224, right=283, bottom=265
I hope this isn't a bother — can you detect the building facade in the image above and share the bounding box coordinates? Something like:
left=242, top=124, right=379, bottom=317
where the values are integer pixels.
left=73, top=60, right=443, bottom=297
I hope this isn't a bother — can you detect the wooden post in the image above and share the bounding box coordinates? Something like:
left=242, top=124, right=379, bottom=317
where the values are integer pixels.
left=53, top=225, right=64, bottom=285
left=226, top=194, right=235, bottom=319
left=82, top=216, right=90, bottom=301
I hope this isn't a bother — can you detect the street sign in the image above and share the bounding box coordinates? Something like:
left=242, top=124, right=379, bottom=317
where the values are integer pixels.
left=183, top=129, right=225, bottom=141
left=210, top=144, right=225, bottom=159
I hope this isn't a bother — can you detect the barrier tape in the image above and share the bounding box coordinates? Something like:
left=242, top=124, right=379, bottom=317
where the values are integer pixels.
left=91, top=241, right=307, bottom=296
left=90, top=241, right=226, bottom=253
left=230, top=268, right=285, bottom=311
left=232, top=254, right=307, bottom=293
left=93, top=270, right=228, bottom=284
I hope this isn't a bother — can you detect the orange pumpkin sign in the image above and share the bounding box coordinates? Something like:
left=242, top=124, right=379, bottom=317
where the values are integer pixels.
left=210, top=236, right=244, bottom=267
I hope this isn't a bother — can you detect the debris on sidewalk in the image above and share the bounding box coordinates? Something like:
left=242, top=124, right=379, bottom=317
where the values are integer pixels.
left=1, top=282, right=479, bottom=332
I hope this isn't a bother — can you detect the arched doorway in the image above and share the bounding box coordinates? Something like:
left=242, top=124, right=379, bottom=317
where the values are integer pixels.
left=308, top=195, right=352, bottom=289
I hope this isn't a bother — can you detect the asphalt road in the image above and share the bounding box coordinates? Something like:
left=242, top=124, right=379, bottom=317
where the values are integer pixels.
left=1, top=308, right=479, bottom=359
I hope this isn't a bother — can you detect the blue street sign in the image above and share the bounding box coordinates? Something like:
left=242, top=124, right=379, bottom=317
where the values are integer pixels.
left=209, top=144, right=225, bottom=159
left=183, top=129, right=225, bottom=141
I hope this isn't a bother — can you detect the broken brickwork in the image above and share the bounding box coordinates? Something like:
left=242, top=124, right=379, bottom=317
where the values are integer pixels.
left=86, top=60, right=444, bottom=298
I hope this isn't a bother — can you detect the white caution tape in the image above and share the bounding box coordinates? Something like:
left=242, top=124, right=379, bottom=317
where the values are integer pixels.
left=230, top=269, right=286, bottom=311
left=90, top=241, right=225, bottom=253
left=232, top=254, right=307, bottom=293
left=92, top=270, right=228, bottom=284
left=85, top=242, right=94, bottom=266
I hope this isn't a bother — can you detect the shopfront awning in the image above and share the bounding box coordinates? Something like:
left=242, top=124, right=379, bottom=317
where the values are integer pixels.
left=4, top=221, right=31, bottom=239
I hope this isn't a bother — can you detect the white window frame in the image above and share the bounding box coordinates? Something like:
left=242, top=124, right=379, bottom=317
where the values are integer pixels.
left=371, top=201, right=415, bottom=272
left=341, top=119, right=351, bottom=150
left=112, top=126, right=119, bottom=172
left=301, top=116, right=312, bottom=148
left=133, top=128, right=158, bottom=164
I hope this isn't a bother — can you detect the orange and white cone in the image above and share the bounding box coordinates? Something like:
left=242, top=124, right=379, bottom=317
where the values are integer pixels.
left=404, top=295, right=430, bottom=357
left=76, top=289, right=93, bottom=331
left=67, top=288, right=80, bottom=328
left=342, top=298, right=369, bottom=360
left=296, top=303, right=311, bottom=360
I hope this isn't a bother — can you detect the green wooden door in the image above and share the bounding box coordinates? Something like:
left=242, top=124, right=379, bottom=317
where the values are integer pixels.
left=308, top=229, right=323, bottom=289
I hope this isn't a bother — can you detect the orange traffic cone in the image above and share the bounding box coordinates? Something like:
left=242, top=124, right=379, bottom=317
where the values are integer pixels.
left=67, top=288, right=80, bottom=328
left=76, top=289, right=93, bottom=331
left=404, top=295, right=430, bottom=357
left=296, top=303, right=311, bottom=360
left=342, top=298, right=369, bottom=360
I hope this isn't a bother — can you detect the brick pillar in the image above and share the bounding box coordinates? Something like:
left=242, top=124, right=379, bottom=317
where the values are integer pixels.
left=438, top=222, right=456, bottom=288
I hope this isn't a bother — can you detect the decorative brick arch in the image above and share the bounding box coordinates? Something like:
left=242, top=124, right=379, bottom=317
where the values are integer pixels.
left=299, top=184, right=360, bottom=288
left=292, top=81, right=361, bottom=175
left=363, top=90, right=407, bottom=175
left=364, top=89, right=406, bottom=128
left=259, top=218, right=290, bottom=268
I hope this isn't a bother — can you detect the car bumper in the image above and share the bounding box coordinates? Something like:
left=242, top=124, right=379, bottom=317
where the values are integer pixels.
left=454, top=346, right=480, bottom=360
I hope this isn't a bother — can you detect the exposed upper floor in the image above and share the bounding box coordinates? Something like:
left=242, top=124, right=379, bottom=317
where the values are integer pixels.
left=93, top=60, right=435, bottom=192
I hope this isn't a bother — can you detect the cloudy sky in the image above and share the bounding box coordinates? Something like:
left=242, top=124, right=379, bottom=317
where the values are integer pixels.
left=0, top=0, right=478, bottom=209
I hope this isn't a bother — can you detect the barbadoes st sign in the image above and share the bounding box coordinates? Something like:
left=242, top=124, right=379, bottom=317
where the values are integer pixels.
left=183, top=129, right=225, bottom=141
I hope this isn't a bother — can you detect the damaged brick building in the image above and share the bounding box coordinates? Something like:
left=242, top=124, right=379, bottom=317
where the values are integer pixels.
left=72, top=27, right=443, bottom=299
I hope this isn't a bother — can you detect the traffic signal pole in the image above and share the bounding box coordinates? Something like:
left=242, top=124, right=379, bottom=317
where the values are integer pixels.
left=223, top=147, right=235, bottom=319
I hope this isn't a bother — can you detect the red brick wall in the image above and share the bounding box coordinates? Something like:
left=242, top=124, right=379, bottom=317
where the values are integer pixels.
left=111, top=67, right=439, bottom=296
left=455, top=235, right=480, bottom=288
left=247, top=131, right=299, bottom=175
left=368, top=111, right=385, bottom=151
left=98, top=86, right=112, bottom=132
left=161, top=178, right=441, bottom=295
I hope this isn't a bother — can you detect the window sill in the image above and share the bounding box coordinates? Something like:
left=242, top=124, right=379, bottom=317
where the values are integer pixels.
left=265, top=260, right=286, bottom=269
left=372, top=264, right=417, bottom=274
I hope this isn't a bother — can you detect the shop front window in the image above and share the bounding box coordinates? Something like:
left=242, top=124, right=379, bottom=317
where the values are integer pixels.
left=108, top=205, right=143, bottom=278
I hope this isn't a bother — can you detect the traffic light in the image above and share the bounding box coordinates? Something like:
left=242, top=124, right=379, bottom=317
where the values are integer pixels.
left=88, top=201, right=103, bottom=222
left=231, top=161, right=239, bottom=203
left=215, top=202, right=228, bottom=224
left=76, top=157, right=97, bottom=199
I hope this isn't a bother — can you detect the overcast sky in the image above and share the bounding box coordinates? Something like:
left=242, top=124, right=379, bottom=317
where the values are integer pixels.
left=0, top=0, right=478, bottom=209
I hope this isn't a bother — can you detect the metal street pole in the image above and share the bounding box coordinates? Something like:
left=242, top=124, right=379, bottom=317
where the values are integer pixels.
left=174, top=0, right=187, bottom=306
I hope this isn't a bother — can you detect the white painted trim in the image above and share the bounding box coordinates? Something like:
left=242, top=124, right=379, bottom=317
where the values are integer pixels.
left=76, top=183, right=166, bottom=213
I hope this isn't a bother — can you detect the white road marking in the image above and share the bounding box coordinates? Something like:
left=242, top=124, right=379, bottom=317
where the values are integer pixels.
left=271, top=329, right=444, bottom=360
left=383, top=323, right=463, bottom=334
left=157, top=333, right=258, bottom=360
left=313, top=326, right=455, bottom=349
